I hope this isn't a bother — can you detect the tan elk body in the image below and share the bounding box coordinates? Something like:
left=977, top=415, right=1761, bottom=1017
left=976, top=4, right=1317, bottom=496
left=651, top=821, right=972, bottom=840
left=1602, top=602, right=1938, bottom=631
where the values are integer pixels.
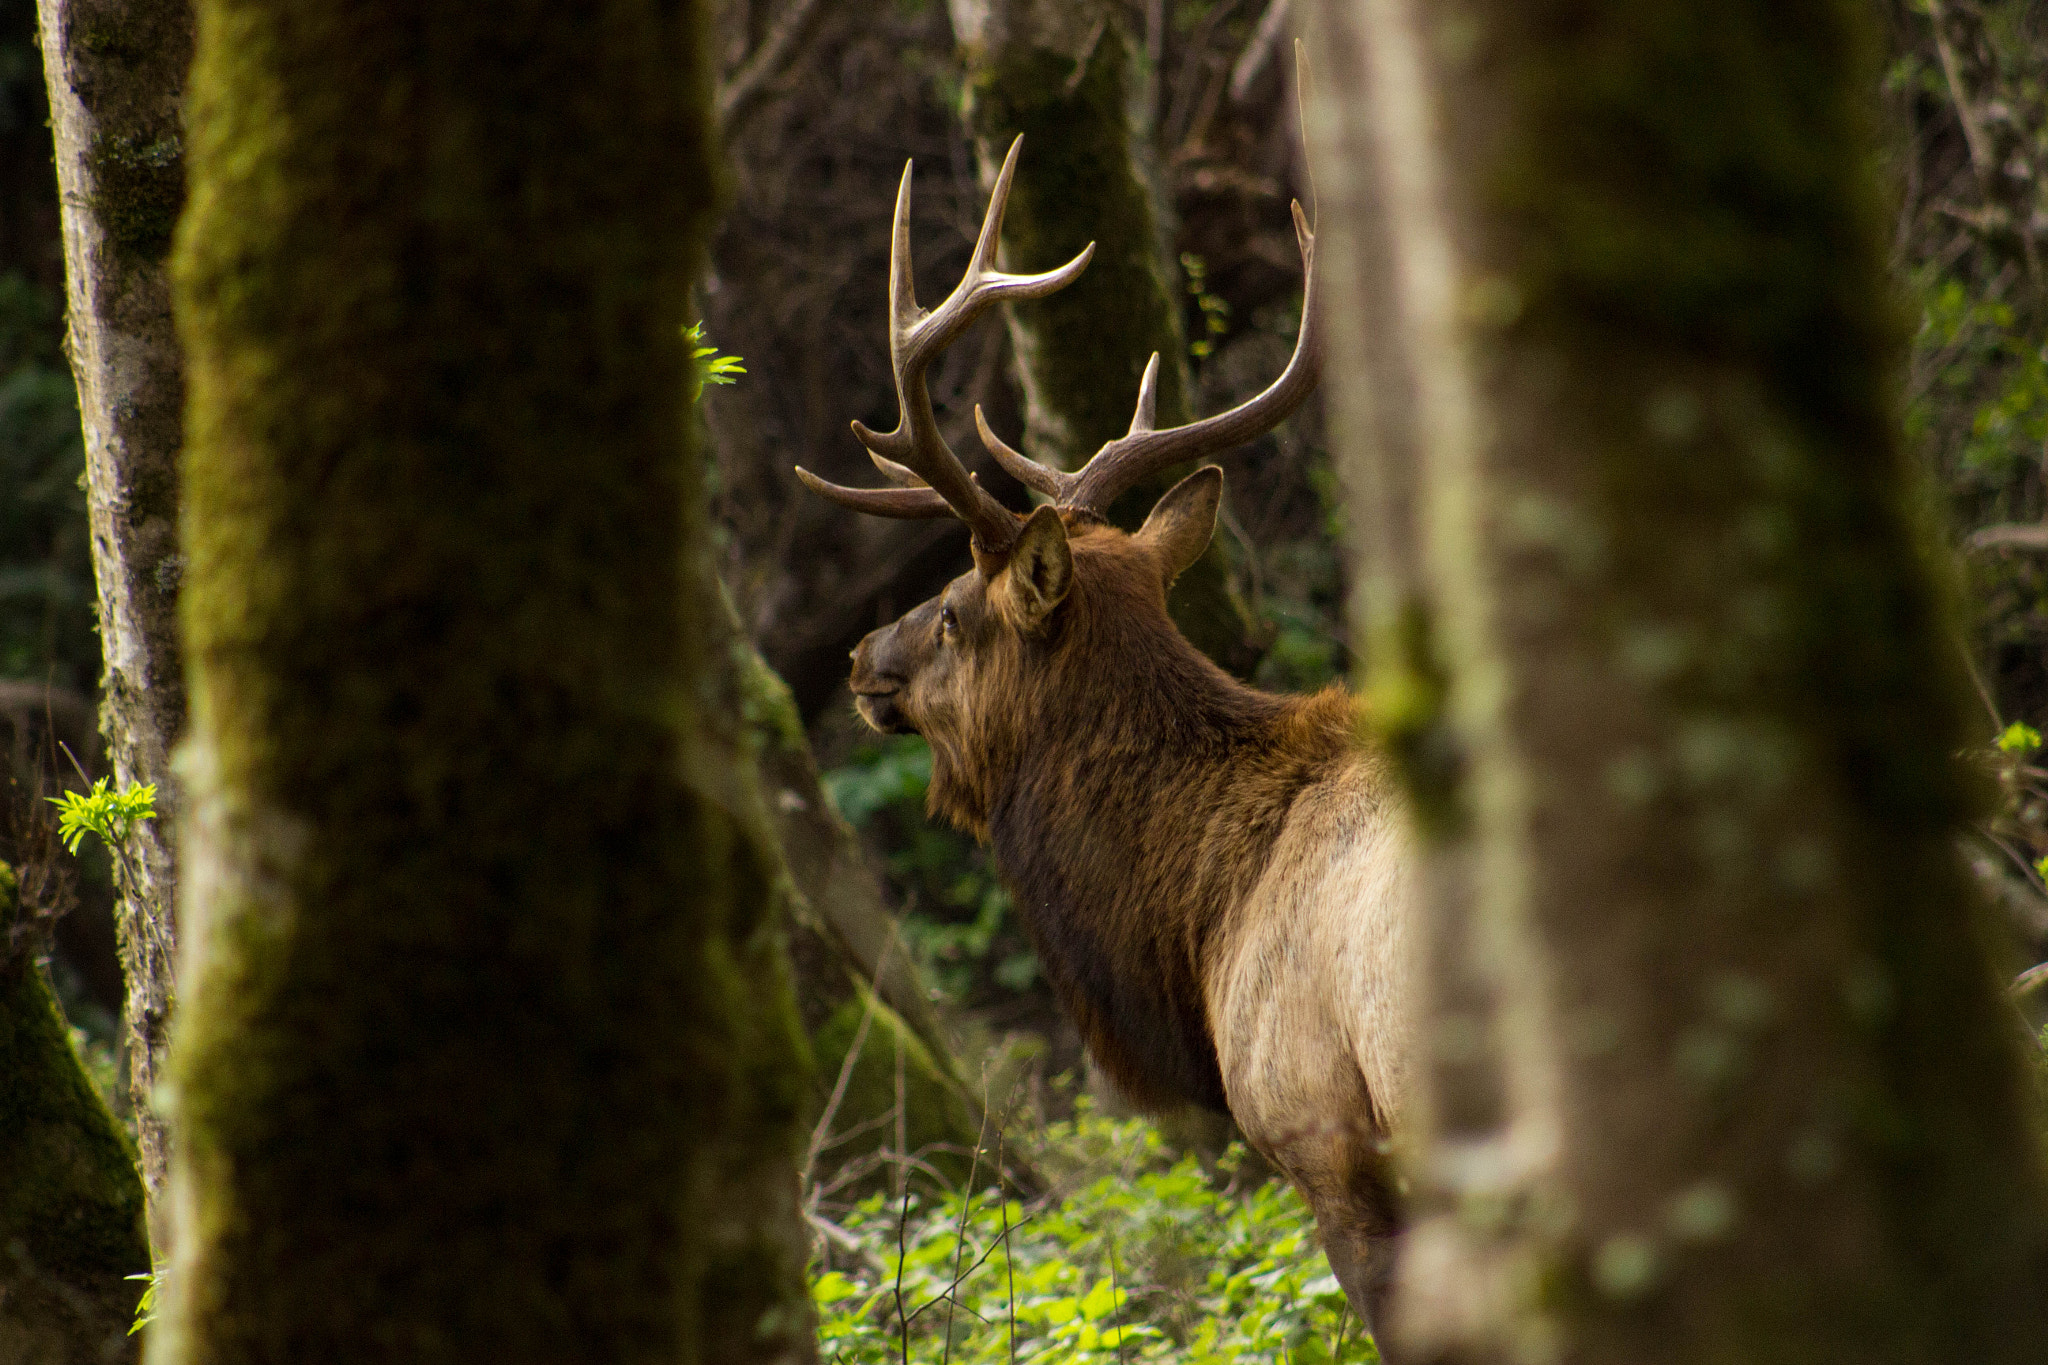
left=798, top=138, right=1415, bottom=1328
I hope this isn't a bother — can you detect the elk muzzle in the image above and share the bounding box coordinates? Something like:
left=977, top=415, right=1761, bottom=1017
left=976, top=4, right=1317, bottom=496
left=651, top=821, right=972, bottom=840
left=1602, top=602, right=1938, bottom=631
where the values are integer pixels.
left=849, top=617, right=922, bottom=735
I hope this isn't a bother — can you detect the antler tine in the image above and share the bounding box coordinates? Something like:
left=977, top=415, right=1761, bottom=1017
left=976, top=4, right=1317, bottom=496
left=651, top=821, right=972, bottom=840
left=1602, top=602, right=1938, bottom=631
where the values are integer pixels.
left=793, top=466, right=955, bottom=518
left=888, top=158, right=919, bottom=331
left=1060, top=200, right=1323, bottom=514
left=798, top=136, right=1095, bottom=557
left=975, top=405, right=1066, bottom=498
left=869, top=451, right=927, bottom=488
left=1128, top=353, right=1161, bottom=435
left=969, top=350, right=1166, bottom=505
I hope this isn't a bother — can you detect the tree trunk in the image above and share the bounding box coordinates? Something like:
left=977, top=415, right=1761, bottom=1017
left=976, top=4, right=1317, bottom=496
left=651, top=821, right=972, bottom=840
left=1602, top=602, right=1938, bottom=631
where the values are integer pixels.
left=157, top=2, right=814, bottom=1360
left=949, top=0, right=1267, bottom=672
left=35, top=0, right=194, bottom=1239
left=709, top=591, right=985, bottom=1192
left=0, top=862, right=150, bottom=1365
left=1307, top=0, right=2048, bottom=1359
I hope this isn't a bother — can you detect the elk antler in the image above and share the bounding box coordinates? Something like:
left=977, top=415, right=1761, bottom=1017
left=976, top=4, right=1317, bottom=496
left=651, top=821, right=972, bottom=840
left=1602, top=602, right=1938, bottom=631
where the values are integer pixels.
left=973, top=200, right=1321, bottom=516
left=794, top=136, right=1093, bottom=558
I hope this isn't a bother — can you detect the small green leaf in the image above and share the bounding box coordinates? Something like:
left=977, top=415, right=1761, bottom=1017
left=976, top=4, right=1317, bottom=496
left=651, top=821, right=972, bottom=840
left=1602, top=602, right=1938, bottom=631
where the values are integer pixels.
left=684, top=321, right=745, bottom=399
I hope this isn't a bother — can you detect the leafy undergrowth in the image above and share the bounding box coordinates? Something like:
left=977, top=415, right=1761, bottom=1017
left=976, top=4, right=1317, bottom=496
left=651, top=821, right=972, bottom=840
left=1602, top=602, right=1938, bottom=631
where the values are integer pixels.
left=808, top=1105, right=1377, bottom=1364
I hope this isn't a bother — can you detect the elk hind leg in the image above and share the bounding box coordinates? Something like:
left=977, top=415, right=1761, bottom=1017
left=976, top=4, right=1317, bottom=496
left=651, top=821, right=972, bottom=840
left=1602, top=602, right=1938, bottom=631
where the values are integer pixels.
left=1301, top=1150, right=1405, bottom=1355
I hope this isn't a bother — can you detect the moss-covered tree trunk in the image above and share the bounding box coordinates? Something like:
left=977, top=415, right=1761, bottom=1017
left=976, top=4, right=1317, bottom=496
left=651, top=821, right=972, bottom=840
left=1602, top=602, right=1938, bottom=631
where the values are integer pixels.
left=705, top=595, right=984, bottom=1190
left=1308, top=0, right=2048, bottom=1359
left=158, top=2, right=815, bottom=1361
left=0, top=862, right=150, bottom=1364
left=948, top=0, right=1264, bottom=671
left=35, top=0, right=194, bottom=1235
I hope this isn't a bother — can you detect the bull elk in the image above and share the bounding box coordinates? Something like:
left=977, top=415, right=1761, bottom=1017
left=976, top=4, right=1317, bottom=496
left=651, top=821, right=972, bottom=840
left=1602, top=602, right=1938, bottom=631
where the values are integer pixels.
left=796, top=138, right=1414, bottom=1333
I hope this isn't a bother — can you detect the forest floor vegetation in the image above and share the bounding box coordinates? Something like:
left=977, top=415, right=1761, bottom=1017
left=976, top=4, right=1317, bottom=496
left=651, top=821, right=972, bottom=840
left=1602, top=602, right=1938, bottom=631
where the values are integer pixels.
left=805, top=1097, right=1377, bottom=1365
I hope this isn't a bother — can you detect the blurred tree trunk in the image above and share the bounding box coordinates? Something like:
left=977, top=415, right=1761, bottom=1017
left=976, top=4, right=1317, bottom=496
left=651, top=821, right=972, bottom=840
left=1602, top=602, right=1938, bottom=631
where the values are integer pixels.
left=0, top=862, right=150, bottom=1364
left=948, top=0, right=1267, bottom=672
left=158, top=2, right=814, bottom=1360
left=35, top=0, right=193, bottom=1238
left=1307, top=0, right=2048, bottom=1359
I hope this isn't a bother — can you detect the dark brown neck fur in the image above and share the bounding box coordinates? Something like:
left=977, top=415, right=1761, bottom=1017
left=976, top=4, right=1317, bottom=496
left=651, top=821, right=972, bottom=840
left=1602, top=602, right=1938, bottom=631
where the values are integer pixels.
left=935, top=530, right=1359, bottom=1112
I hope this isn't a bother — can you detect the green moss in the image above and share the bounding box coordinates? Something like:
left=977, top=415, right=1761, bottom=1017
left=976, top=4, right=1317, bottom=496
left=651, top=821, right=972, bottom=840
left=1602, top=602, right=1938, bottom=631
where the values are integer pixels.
left=164, top=2, right=809, bottom=1360
left=78, top=21, right=149, bottom=60
left=89, top=132, right=184, bottom=262
left=961, top=29, right=1190, bottom=466
left=808, top=987, right=982, bottom=1192
left=0, top=863, right=150, bottom=1361
left=739, top=639, right=808, bottom=757
left=1362, top=599, right=1461, bottom=837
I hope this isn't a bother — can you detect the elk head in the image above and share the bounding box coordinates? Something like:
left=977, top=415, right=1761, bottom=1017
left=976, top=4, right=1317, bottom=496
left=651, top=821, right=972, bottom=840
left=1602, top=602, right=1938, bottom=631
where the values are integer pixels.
left=795, top=136, right=1321, bottom=827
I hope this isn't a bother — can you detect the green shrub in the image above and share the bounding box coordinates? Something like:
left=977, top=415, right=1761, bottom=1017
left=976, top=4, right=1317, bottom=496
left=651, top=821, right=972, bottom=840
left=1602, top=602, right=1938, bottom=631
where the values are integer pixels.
left=809, top=1106, right=1377, bottom=1364
left=824, top=736, right=1041, bottom=1003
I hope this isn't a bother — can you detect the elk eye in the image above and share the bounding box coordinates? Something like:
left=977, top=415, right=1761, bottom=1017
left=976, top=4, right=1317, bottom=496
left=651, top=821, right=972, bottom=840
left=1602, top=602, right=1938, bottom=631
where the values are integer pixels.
left=939, top=605, right=957, bottom=636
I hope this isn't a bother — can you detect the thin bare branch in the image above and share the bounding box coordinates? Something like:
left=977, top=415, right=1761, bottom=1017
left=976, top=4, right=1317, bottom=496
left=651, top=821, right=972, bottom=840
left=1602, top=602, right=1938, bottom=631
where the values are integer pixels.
left=718, top=0, right=830, bottom=137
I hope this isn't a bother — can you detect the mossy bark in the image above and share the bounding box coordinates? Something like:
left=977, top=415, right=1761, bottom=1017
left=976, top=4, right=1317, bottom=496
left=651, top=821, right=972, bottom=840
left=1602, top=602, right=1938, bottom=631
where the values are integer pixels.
left=803, top=986, right=984, bottom=1193
left=708, top=592, right=984, bottom=1189
left=0, top=862, right=151, bottom=1365
left=160, top=3, right=813, bottom=1362
left=35, top=0, right=196, bottom=1235
left=950, top=0, right=1265, bottom=671
left=1309, top=0, right=2048, bottom=1359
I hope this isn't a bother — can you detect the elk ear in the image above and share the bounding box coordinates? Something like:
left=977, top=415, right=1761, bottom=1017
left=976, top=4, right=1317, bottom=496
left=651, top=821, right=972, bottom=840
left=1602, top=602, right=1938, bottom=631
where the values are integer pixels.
left=1137, top=465, right=1223, bottom=587
left=1000, top=503, right=1073, bottom=630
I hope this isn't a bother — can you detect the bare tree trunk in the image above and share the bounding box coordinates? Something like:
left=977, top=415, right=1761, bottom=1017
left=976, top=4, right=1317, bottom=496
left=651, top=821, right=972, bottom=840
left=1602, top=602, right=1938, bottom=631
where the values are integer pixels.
left=35, top=0, right=193, bottom=1240
left=156, top=1, right=814, bottom=1359
left=949, top=0, right=1267, bottom=672
left=0, top=862, right=150, bottom=1365
left=1308, top=0, right=2048, bottom=1359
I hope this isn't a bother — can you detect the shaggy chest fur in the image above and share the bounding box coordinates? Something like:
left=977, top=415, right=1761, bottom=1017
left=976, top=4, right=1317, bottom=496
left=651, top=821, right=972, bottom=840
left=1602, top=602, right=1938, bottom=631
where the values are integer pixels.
left=985, top=688, right=1356, bottom=1113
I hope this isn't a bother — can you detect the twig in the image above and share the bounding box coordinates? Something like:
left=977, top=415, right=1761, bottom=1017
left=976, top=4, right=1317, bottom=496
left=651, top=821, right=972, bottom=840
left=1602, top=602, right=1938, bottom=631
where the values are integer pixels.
left=1164, top=0, right=1247, bottom=149
left=808, top=1208, right=889, bottom=1279
left=1984, top=829, right=2044, bottom=891
left=812, top=1145, right=965, bottom=1207
left=1228, top=0, right=1291, bottom=107
left=903, top=1215, right=1038, bottom=1332
left=717, top=0, right=829, bottom=137
left=1062, top=18, right=1109, bottom=99
left=1926, top=0, right=1995, bottom=183
left=942, top=1098, right=996, bottom=1365
left=895, top=1181, right=912, bottom=1365
left=1967, top=523, right=2048, bottom=553
left=812, top=1108, right=905, bottom=1160
left=1108, top=1233, right=1132, bottom=1365
left=1002, top=1193, right=1018, bottom=1365
left=1955, top=632, right=2002, bottom=730
left=894, top=1009, right=909, bottom=1201
left=802, top=981, right=883, bottom=1196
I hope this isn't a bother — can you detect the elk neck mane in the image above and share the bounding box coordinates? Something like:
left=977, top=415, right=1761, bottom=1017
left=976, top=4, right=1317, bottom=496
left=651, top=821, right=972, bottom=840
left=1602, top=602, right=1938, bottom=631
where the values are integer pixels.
left=927, top=521, right=1362, bottom=1112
